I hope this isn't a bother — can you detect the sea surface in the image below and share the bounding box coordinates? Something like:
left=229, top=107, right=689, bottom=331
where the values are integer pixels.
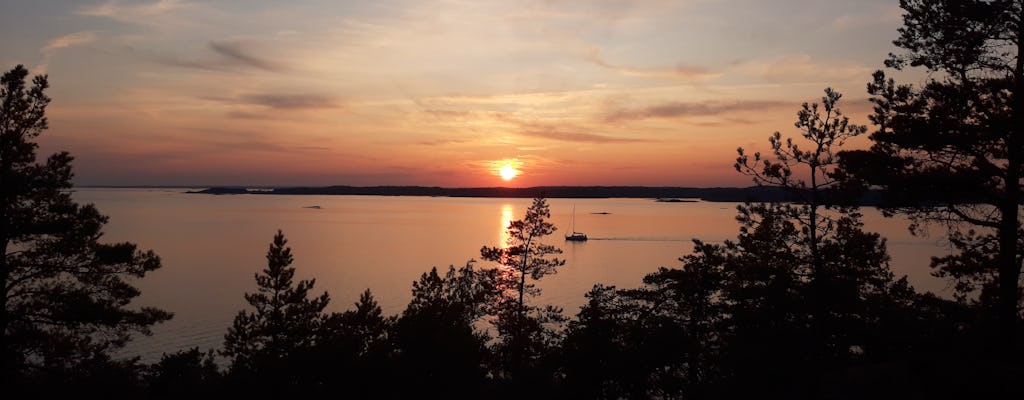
left=70, top=188, right=956, bottom=363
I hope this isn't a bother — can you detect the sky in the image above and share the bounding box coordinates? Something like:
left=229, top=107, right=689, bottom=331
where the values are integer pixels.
left=1, top=0, right=911, bottom=187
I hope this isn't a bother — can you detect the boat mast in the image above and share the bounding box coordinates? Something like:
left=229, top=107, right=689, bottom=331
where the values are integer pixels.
left=571, top=204, right=576, bottom=233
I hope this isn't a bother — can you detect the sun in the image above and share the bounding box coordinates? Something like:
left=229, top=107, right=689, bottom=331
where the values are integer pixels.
left=491, top=158, right=523, bottom=182
left=499, top=164, right=518, bottom=181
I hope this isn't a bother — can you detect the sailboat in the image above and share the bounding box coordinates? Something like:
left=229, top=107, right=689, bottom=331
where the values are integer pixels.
left=565, top=204, right=588, bottom=241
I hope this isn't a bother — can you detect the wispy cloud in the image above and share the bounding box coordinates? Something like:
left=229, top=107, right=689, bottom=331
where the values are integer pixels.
left=735, top=55, right=873, bottom=83
left=831, top=5, right=903, bottom=31
left=604, top=100, right=785, bottom=122
left=43, top=31, right=98, bottom=52
left=37, top=31, right=100, bottom=73
left=418, top=138, right=473, bottom=146
left=585, top=47, right=719, bottom=81
left=209, top=93, right=340, bottom=112
left=209, top=40, right=287, bottom=72
left=411, top=101, right=653, bottom=144
left=237, top=93, right=338, bottom=110
left=225, top=110, right=272, bottom=120
left=520, top=128, right=652, bottom=144
left=77, top=0, right=191, bottom=22
left=512, top=116, right=654, bottom=144
left=149, top=40, right=288, bottom=73
left=424, top=109, right=471, bottom=120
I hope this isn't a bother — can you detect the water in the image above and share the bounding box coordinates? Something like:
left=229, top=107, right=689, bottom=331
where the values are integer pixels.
left=70, top=188, right=955, bottom=363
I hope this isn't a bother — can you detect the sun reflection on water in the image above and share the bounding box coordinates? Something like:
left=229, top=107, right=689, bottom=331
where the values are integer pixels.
left=500, top=204, right=513, bottom=249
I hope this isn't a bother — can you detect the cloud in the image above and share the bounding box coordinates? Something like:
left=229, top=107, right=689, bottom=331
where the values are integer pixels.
left=77, top=0, right=190, bottom=22
left=151, top=57, right=228, bottom=72
left=424, top=109, right=471, bottom=120
left=414, top=107, right=654, bottom=144
left=37, top=31, right=100, bottom=73
left=418, top=138, right=473, bottom=146
left=43, top=31, right=98, bottom=52
left=585, top=47, right=719, bottom=80
left=604, top=100, right=785, bottom=122
left=237, top=94, right=338, bottom=110
left=831, top=5, right=903, bottom=31
left=519, top=128, right=652, bottom=144
left=736, top=55, right=873, bottom=83
left=225, top=110, right=272, bottom=119
left=208, top=40, right=287, bottom=72
left=147, top=40, right=288, bottom=73
left=413, top=105, right=653, bottom=145
left=209, top=93, right=340, bottom=112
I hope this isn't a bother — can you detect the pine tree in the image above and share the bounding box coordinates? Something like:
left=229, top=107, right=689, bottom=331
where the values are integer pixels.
left=393, top=263, right=498, bottom=397
left=1, top=64, right=171, bottom=388
left=735, top=89, right=884, bottom=362
left=480, top=197, right=565, bottom=318
left=480, top=197, right=566, bottom=383
left=222, top=230, right=329, bottom=393
left=838, top=0, right=1024, bottom=346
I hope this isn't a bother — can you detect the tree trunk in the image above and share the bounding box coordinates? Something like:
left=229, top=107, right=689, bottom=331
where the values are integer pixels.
left=997, top=198, right=1019, bottom=349
left=0, top=236, right=8, bottom=380
left=998, top=13, right=1024, bottom=350
left=0, top=158, right=10, bottom=379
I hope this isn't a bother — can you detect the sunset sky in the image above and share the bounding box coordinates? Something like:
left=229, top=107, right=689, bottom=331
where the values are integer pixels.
left=2, top=0, right=911, bottom=187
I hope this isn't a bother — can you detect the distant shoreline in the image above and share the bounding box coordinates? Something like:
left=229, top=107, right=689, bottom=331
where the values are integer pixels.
left=133, top=185, right=879, bottom=204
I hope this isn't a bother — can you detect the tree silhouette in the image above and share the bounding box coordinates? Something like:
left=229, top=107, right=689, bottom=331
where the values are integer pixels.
left=222, top=230, right=329, bottom=396
left=0, top=64, right=171, bottom=390
left=147, top=348, right=222, bottom=398
left=392, top=262, right=499, bottom=397
left=479, top=197, right=566, bottom=385
left=735, top=89, right=879, bottom=367
left=838, top=0, right=1024, bottom=346
left=316, top=288, right=394, bottom=397
left=481, top=197, right=565, bottom=315
left=735, top=88, right=868, bottom=270
left=562, top=253, right=726, bottom=400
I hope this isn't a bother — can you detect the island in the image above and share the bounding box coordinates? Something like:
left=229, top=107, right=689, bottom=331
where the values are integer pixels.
left=186, top=185, right=884, bottom=204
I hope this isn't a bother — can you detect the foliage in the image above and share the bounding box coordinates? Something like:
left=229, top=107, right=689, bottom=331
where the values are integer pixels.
left=561, top=248, right=726, bottom=400
left=392, top=262, right=499, bottom=397
left=1, top=64, right=171, bottom=389
left=736, top=88, right=868, bottom=203
left=479, top=197, right=566, bottom=385
left=837, top=0, right=1024, bottom=339
left=480, top=197, right=565, bottom=312
left=147, top=348, right=221, bottom=398
left=735, top=88, right=868, bottom=261
left=560, top=201, right=945, bottom=398
left=221, top=230, right=330, bottom=394
left=316, top=289, right=394, bottom=397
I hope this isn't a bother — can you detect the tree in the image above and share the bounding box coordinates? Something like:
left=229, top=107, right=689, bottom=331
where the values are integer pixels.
left=147, top=348, right=222, bottom=398
left=561, top=284, right=653, bottom=399
left=562, top=252, right=726, bottom=400
left=316, top=288, right=394, bottom=397
left=1, top=65, right=171, bottom=387
left=735, top=88, right=868, bottom=279
left=222, top=230, right=329, bottom=394
left=838, top=0, right=1023, bottom=345
left=479, top=196, right=566, bottom=382
left=727, top=89, right=923, bottom=396
left=480, top=197, right=565, bottom=316
left=392, top=262, right=499, bottom=397
left=735, top=89, right=878, bottom=362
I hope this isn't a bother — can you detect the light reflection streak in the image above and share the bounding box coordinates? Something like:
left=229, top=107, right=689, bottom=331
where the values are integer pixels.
left=500, top=204, right=513, bottom=249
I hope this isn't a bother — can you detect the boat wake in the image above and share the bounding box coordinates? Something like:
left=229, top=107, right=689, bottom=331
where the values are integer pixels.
left=585, top=236, right=689, bottom=242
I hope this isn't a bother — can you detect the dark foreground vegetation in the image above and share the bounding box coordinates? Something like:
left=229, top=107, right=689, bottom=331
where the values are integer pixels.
left=4, top=1, right=1024, bottom=398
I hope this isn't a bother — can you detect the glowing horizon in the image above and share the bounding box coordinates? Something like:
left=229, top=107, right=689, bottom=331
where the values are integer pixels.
left=1, top=0, right=908, bottom=187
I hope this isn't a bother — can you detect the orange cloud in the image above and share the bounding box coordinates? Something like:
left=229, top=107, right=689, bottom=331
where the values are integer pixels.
left=584, top=47, right=720, bottom=81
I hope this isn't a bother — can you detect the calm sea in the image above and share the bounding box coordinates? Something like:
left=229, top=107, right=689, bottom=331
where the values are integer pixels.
left=70, top=188, right=954, bottom=363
